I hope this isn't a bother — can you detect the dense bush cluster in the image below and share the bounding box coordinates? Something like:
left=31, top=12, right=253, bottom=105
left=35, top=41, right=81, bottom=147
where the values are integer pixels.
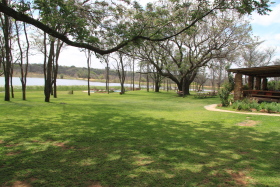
left=268, top=80, right=280, bottom=91
left=231, top=99, right=280, bottom=113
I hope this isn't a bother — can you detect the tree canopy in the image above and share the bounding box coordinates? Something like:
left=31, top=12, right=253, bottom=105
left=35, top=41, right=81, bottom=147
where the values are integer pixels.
left=0, top=0, right=273, bottom=55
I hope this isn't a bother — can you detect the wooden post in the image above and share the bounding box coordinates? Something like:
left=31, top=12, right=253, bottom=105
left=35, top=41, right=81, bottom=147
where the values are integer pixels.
left=255, top=77, right=261, bottom=90
left=248, top=76, right=254, bottom=90
left=262, top=78, right=268, bottom=90
left=234, top=73, right=243, bottom=101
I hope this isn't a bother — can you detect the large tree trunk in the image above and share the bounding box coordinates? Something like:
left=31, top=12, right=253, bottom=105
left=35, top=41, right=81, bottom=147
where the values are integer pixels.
left=176, top=73, right=197, bottom=96
left=154, top=80, right=160, bottom=92
left=183, top=81, right=191, bottom=95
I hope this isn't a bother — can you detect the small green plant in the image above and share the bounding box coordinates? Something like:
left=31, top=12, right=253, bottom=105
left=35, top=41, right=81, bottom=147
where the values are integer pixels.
left=231, top=100, right=280, bottom=113
left=266, top=102, right=279, bottom=113
left=219, top=83, right=233, bottom=106
left=218, top=73, right=234, bottom=107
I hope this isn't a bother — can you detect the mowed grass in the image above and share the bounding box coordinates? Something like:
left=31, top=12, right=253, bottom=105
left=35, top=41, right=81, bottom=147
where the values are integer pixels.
left=0, top=90, right=279, bottom=187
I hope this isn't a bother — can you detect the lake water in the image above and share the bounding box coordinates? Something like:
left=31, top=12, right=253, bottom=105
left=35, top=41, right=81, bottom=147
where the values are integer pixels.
left=0, top=77, right=131, bottom=87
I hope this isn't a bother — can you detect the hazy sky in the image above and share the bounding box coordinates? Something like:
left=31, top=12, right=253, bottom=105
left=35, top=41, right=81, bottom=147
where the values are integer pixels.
left=28, top=0, right=280, bottom=69
left=250, top=1, right=280, bottom=53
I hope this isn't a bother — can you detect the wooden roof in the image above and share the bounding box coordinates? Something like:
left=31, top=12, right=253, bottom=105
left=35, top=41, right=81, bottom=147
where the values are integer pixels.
left=228, top=65, right=280, bottom=77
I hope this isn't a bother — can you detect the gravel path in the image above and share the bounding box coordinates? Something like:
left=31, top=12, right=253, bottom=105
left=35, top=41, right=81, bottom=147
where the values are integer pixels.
left=204, top=104, right=280, bottom=116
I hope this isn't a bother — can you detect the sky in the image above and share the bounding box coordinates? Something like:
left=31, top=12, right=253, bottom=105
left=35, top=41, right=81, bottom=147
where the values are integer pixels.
left=250, top=1, right=280, bottom=57
left=28, top=0, right=280, bottom=69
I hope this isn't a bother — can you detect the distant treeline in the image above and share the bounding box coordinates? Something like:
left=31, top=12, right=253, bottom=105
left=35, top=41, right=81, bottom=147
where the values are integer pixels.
left=12, top=63, right=137, bottom=80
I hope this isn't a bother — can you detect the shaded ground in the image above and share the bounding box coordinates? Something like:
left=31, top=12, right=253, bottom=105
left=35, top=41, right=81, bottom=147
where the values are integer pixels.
left=0, top=93, right=279, bottom=186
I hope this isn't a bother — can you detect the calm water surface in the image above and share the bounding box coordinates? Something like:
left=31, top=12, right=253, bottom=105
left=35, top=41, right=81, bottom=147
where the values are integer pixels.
left=0, top=77, right=129, bottom=87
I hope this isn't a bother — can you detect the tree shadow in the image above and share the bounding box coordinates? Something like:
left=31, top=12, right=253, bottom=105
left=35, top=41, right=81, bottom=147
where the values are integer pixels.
left=0, top=107, right=279, bottom=186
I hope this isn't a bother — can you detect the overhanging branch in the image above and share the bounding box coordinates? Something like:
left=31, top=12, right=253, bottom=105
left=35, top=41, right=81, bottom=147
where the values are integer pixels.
left=0, top=2, right=217, bottom=55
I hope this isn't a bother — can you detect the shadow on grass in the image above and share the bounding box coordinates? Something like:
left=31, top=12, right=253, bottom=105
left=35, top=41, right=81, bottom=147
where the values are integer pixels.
left=0, top=107, right=279, bottom=186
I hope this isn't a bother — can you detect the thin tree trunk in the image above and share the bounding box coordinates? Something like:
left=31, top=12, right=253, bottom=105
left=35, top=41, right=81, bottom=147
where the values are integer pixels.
left=2, top=3, right=11, bottom=101
left=15, top=21, right=29, bottom=100
left=146, top=65, right=149, bottom=92
left=10, top=60, right=14, bottom=98
left=87, top=49, right=91, bottom=96
left=53, top=40, right=63, bottom=98
left=44, top=40, right=54, bottom=102
left=23, top=23, right=29, bottom=100
left=138, top=66, right=142, bottom=89
left=106, top=64, right=109, bottom=94
left=132, top=58, right=135, bottom=91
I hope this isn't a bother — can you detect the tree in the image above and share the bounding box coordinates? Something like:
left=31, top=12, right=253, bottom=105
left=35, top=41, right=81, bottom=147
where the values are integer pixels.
left=0, top=0, right=13, bottom=101
left=0, top=0, right=273, bottom=101
left=52, top=39, right=64, bottom=98
left=111, top=52, right=128, bottom=94
left=135, top=10, right=251, bottom=95
left=208, top=59, right=232, bottom=91
left=98, top=54, right=110, bottom=93
left=194, top=67, right=208, bottom=92
left=237, top=38, right=276, bottom=68
left=0, top=0, right=272, bottom=56
left=85, top=49, right=92, bottom=96
left=15, top=21, right=30, bottom=100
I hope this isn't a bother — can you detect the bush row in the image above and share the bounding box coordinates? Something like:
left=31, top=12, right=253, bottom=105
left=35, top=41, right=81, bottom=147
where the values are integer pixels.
left=231, top=99, right=280, bottom=113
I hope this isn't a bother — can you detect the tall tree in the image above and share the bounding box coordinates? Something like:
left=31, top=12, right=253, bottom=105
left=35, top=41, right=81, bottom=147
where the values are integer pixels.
left=135, top=11, right=251, bottom=95
left=0, top=0, right=272, bottom=56
left=0, top=0, right=12, bottom=101
left=15, top=21, right=30, bottom=100
left=112, top=52, right=128, bottom=94
left=44, top=36, right=55, bottom=102
left=208, top=59, right=232, bottom=91
left=52, top=39, right=64, bottom=98
left=85, top=49, right=92, bottom=96
left=237, top=38, right=276, bottom=68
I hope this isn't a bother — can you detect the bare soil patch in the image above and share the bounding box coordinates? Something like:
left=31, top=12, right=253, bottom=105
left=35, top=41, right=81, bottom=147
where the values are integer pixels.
left=6, top=151, right=21, bottom=156
left=11, top=181, right=31, bottom=187
left=226, top=170, right=253, bottom=186
left=87, top=181, right=103, bottom=187
left=236, top=120, right=259, bottom=127
left=5, top=144, right=19, bottom=147
left=53, top=142, right=74, bottom=150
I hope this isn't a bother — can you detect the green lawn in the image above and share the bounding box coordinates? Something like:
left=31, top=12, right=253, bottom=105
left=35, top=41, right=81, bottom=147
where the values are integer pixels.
left=0, top=90, right=279, bottom=186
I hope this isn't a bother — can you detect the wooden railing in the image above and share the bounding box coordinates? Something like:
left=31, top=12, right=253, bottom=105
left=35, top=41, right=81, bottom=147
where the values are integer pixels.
left=243, top=90, right=280, bottom=99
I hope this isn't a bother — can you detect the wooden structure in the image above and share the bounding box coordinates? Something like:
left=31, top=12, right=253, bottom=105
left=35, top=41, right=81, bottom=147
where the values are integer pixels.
left=228, top=65, right=280, bottom=102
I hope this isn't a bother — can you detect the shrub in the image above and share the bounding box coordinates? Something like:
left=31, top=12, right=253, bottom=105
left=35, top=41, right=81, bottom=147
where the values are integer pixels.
left=232, top=100, right=242, bottom=110
left=218, top=73, right=234, bottom=107
left=266, top=102, right=279, bottom=113
left=231, top=100, right=280, bottom=113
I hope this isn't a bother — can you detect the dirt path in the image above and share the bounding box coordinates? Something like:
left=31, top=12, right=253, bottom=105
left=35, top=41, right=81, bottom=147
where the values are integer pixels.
left=204, top=104, right=280, bottom=117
